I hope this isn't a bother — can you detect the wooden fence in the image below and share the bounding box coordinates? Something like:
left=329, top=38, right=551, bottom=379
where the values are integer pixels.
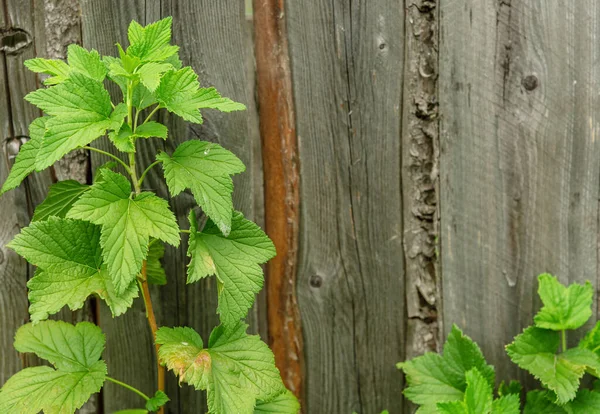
left=1, top=0, right=598, bottom=413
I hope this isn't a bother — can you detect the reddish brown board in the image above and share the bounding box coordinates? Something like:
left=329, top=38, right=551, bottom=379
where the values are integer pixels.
left=253, top=0, right=304, bottom=403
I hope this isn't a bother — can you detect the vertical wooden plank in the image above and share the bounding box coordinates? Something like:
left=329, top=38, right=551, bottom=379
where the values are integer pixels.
left=440, top=0, right=600, bottom=384
left=80, top=2, right=264, bottom=412
left=286, top=0, right=405, bottom=412
left=159, top=2, right=264, bottom=412
left=0, top=0, right=54, bottom=383
left=253, top=0, right=304, bottom=402
left=79, top=2, right=157, bottom=411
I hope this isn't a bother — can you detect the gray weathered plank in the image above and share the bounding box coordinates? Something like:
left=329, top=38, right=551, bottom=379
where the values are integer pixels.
left=0, top=0, right=54, bottom=381
left=80, top=1, right=264, bottom=412
left=79, top=2, right=162, bottom=411
left=439, top=0, right=600, bottom=384
left=286, top=0, right=406, bottom=412
left=159, top=2, right=264, bottom=412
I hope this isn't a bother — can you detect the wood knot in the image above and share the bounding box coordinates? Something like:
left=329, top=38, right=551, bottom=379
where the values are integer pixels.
left=522, top=75, right=538, bottom=91
left=0, top=28, right=32, bottom=55
left=309, top=274, right=323, bottom=288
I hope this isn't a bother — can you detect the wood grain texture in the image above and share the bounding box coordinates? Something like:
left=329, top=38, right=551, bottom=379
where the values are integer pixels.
left=80, top=1, right=263, bottom=412
left=160, top=3, right=264, bottom=412
left=0, top=0, right=53, bottom=382
left=401, top=0, right=441, bottom=363
left=253, top=0, right=304, bottom=402
left=79, top=3, right=158, bottom=411
left=439, top=0, right=600, bottom=385
left=286, top=0, right=406, bottom=412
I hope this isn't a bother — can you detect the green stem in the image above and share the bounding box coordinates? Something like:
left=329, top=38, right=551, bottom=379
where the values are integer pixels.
left=143, top=105, right=161, bottom=125
left=180, top=229, right=191, bottom=234
left=561, top=330, right=567, bottom=352
left=138, top=160, right=162, bottom=187
left=129, top=153, right=141, bottom=194
left=105, top=376, right=150, bottom=401
left=126, top=80, right=134, bottom=129
left=133, top=108, right=140, bottom=132
left=83, top=146, right=132, bottom=175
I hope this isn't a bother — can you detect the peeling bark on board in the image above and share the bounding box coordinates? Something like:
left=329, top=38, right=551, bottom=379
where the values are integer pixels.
left=253, top=0, right=304, bottom=405
left=402, top=0, right=441, bottom=359
left=43, top=0, right=89, bottom=184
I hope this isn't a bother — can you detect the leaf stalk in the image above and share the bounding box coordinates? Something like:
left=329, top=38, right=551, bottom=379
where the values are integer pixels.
left=105, top=376, right=150, bottom=401
left=138, top=160, right=162, bottom=187
left=83, top=146, right=132, bottom=175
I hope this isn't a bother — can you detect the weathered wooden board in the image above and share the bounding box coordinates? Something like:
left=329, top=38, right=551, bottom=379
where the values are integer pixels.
left=286, top=1, right=406, bottom=412
left=253, top=0, right=304, bottom=401
left=0, top=0, right=53, bottom=382
left=439, top=0, right=600, bottom=384
left=80, top=1, right=264, bottom=412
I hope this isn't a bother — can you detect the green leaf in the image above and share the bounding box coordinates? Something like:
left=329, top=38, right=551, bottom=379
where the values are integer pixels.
left=128, top=20, right=145, bottom=45
left=138, top=62, right=173, bottom=91
left=146, top=390, right=170, bottom=412
left=158, top=140, right=245, bottom=235
left=157, top=322, right=285, bottom=414
left=506, top=326, right=600, bottom=404
left=67, top=169, right=180, bottom=293
left=25, top=73, right=126, bottom=170
left=109, top=122, right=168, bottom=153
left=155, top=67, right=244, bottom=124
left=565, top=390, right=600, bottom=414
left=188, top=210, right=276, bottom=326
left=114, top=411, right=148, bottom=414
left=191, top=87, right=246, bottom=112
left=24, top=58, right=71, bottom=85
left=0, top=117, right=47, bottom=195
left=127, top=17, right=179, bottom=62
left=32, top=180, right=89, bottom=221
left=109, top=124, right=136, bottom=153
left=8, top=217, right=138, bottom=322
left=534, top=273, right=593, bottom=331
left=0, top=321, right=107, bottom=414
left=436, top=368, right=493, bottom=414
left=463, top=369, right=492, bottom=413
left=146, top=239, right=167, bottom=285
left=132, top=83, right=158, bottom=110
left=25, top=45, right=106, bottom=85
left=398, top=325, right=495, bottom=412
left=155, top=67, right=203, bottom=122
left=28, top=266, right=138, bottom=324
left=523, top=391, right=567, bottom=414
left=67, top=44, right=107, bottom=82
left=497, top=380, right=522, bottom=397
left=254, top=391, right=300, bottom=414
left=579, top=321, right=600, bottom=357
left=135, top=121, right=168, bottom=139
left=491, top=394, right=520, bottom=414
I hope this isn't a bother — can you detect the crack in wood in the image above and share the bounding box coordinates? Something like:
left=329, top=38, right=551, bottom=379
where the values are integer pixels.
left=403, top=0, right=441, bottom=358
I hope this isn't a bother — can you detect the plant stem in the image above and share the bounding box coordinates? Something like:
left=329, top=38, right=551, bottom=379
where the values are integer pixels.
left=126, top=80, right=134, bottom=129
left=133, top=108, right=140, bottom=132
left=140, top=262, right=165, bottom=399
left=180, top=229, right=191, bottom=234
left=129, top=153, right=141, bottom=194
left=83, top=146, right=132, bottom=175
left=126, top=80, right=165, bottom=413
left=561, top=330, right=567, bottom=352
left=138, top=160, right=162, bottom=187
left=105, top=376, right=150, bottom=401
left=143, top=105, right=161, bottom=125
